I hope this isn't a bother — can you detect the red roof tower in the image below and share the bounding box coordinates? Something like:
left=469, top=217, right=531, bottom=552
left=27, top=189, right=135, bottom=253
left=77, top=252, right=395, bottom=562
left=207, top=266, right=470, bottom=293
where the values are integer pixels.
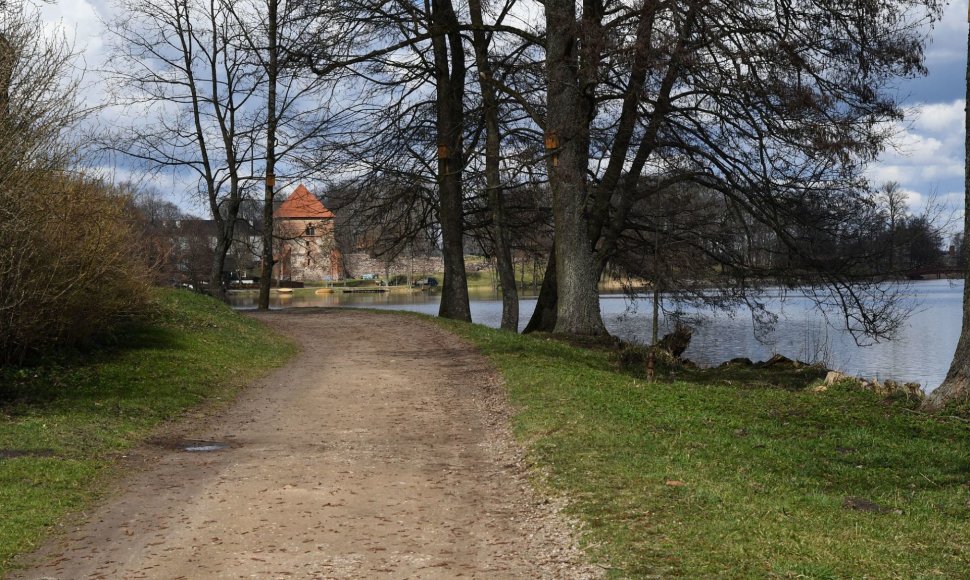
left=275, top=184, right=334, bottom=219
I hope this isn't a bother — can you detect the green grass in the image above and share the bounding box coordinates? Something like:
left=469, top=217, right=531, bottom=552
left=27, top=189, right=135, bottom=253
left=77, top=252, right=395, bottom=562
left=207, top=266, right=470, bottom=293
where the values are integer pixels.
left=0, top=290, right=296, bottom=574
left=433, top=318, right=970, bottom=578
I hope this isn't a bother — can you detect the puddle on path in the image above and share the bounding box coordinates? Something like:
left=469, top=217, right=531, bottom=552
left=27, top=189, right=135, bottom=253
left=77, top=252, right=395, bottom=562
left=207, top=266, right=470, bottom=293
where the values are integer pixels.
left=183, top=442, right=230, bottom=452
left=147, top=437, right=235, bottom=453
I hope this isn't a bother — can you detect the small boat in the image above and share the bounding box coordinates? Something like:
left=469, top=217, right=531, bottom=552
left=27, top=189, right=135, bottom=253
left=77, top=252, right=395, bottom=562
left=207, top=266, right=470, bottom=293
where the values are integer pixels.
left=277, top=288, right=294, bottom=294
left=315, top=288, right=334, bottom=295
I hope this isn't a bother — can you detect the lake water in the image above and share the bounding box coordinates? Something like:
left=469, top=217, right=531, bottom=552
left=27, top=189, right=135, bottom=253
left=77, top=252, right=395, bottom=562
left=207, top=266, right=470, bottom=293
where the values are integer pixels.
left=230, top=279, right=965, bottom=391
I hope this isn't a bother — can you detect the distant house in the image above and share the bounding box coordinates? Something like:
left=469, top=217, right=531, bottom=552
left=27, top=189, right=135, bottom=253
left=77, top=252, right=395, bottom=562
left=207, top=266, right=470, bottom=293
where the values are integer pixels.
left=171, top=219, right=261, bottom=287
left=273, top=184, right=342, bottom=282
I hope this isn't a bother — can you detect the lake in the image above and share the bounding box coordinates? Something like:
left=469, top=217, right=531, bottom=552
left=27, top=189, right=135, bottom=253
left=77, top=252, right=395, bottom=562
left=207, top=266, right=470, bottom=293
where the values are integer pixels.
left=230, top=279, right=964, bottom=391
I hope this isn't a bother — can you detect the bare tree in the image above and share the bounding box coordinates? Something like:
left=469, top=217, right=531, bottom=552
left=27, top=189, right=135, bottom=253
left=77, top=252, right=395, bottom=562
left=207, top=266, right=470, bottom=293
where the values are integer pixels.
left=878, top=181, right=908, bottom=273
left=105, top=0, right=260, bottom=300
left=525, top=0, right=941, bottom=337
left=430, top=0, right=472, bottom=321
left=257, top=0, right=281, bottom=308
left=106, top=0, right=338, bottom=301
left=0, top=4, right=150, bottom=361
left=300, top=0, right=503, bottom=322
left=223, top=0, right=344, bottom=308
left=540, top=0, right=609, bottom=335
left=0, top=4, right=82, bottom=173
left=468, top=0, right=518, bottom=331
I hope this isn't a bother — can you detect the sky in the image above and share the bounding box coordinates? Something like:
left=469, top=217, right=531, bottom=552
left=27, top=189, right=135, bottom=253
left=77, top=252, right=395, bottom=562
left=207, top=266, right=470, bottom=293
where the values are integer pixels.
left=866, top=0, right=968, bottom=227
left=36, top=0, right=970, bottom=224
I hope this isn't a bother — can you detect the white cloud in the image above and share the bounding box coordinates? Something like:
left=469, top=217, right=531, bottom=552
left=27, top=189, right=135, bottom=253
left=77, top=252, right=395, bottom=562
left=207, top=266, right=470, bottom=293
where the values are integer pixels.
left=868, top=164, right=908, bottom=185
left=889, top=132, right=944, bottom=163
left=36, top=1, right=206, bottom=210
left=902, top=188, right=925, bottom=207
left=40, top=0, right=106, bottom=57
left=913, top=101, right=966, bottom=134
left=869, top=99, right=965, bottom=214
left=924, top=0, right=968, bottom=63
left=920, top=162, right=964, bottom=180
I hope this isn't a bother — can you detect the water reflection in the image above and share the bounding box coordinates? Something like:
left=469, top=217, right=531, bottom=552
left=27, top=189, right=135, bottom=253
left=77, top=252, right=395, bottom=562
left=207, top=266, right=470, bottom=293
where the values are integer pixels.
left=230, top=279, right=962, bottom=390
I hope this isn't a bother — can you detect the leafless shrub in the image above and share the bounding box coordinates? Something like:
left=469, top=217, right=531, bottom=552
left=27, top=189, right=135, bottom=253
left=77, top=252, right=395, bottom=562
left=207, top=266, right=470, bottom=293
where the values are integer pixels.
left=0, top=4, right=151, bottom=362
left=0, top=173, right=152, bottom=362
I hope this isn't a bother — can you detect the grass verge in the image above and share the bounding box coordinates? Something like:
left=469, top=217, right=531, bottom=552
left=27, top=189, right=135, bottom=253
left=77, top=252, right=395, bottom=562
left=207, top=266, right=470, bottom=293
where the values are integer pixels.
left=0, top=290, right=296, bottom=574
left=433, top=317, right=970, bottom=578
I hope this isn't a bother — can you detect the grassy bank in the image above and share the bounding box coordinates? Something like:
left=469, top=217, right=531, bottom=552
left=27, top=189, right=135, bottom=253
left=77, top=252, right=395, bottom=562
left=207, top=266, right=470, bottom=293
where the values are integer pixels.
left=435, top=319, right=970, bottom=578
left=0, top=290, right=296, bottom=574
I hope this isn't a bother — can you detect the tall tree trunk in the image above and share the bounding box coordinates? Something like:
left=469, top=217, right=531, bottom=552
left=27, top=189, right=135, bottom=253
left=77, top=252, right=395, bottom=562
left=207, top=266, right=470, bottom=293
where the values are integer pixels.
left=208, top=178, right=242, bottom=302
left=209, top=223, right=234, bottom=301
left=544, top=0, right=606, bottom=335
left=258, top=182, right=275, bottom=306
left=524, top=250, right=557, bottom=332
left=432, top=0, right=471, bottom=322
left=258, top=0, right=279, bottom=311
left=925, top=23, right=970, bottom=411
left=468, top=0, right=517, bottom=331
left=525, top=3, right=688, bottom=332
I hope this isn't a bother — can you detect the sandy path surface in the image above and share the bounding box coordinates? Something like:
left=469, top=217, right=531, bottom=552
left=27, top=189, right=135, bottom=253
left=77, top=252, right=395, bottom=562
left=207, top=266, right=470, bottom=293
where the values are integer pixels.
left=13, top=309, right=597, bottom=579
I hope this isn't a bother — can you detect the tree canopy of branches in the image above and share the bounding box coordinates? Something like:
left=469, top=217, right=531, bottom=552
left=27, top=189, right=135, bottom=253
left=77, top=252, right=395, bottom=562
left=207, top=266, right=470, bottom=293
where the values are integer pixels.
left=520, top=0, right=942, bottom=337
left=271, top=0, right=940, bottom=342
left=105, top=0, right=340, bottom=301
left=82, top=0, right=967, bottom=410
left=297, top=0, right=496, bottom=322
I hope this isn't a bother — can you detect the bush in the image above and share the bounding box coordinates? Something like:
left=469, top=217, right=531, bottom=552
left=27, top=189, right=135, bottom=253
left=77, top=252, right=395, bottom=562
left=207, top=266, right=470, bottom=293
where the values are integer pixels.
left=615, top=342, right=680, bottom=376
left=0, top=174, right=152, bottom=362
left=0, top=6, right=152, bottom=362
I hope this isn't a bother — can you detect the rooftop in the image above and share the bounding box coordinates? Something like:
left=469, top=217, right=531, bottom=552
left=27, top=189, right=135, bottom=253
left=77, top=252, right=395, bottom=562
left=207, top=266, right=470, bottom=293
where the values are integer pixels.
left=275, top=184, right=334, bottom=219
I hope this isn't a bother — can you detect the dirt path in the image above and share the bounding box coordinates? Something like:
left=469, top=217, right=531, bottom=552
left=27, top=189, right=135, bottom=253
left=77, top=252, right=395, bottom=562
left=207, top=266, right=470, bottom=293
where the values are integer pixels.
left=13, top=309, right=597, bottom=579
